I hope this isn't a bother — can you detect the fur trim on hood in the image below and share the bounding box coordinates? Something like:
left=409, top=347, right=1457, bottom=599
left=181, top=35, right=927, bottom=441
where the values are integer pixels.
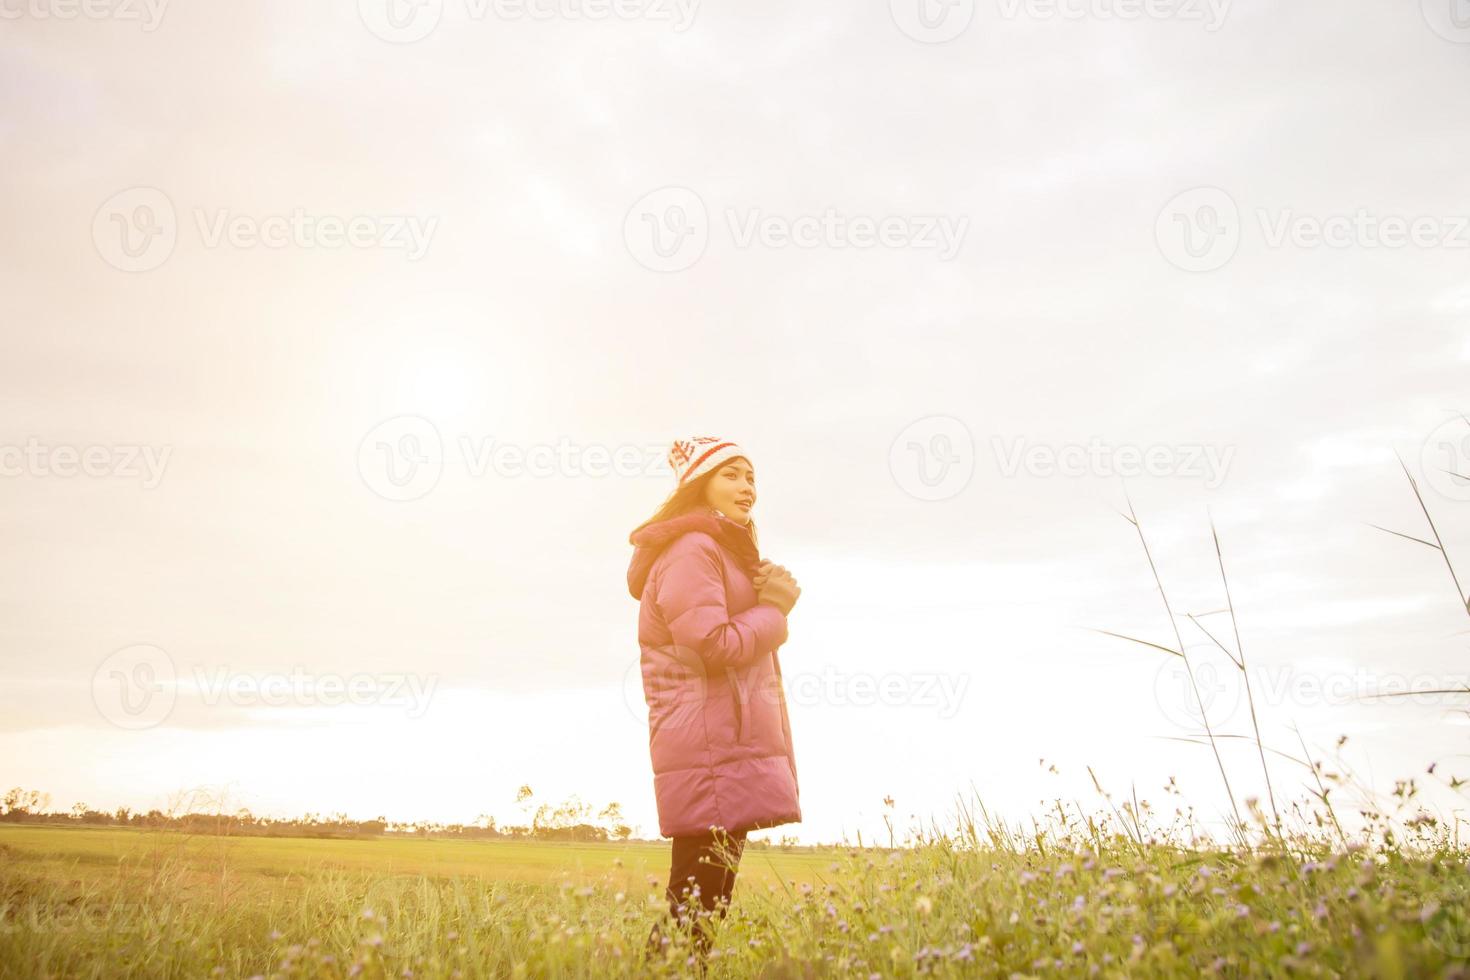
left=626, top=508, right=761, bottom=600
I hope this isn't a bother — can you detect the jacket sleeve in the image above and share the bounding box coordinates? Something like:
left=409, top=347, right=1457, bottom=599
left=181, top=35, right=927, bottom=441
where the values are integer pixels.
left=653, top=534, right=788, bottom=670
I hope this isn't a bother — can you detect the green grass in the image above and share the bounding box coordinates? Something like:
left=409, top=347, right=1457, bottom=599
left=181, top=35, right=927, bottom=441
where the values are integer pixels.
left=2, top=818, right=1468, bottom=978
left=0, top=824, right=834, bottom=891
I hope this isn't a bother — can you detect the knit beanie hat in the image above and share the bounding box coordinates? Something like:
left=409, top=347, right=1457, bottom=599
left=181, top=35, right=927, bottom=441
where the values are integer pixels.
left=667, top=436, right=749, bottom=487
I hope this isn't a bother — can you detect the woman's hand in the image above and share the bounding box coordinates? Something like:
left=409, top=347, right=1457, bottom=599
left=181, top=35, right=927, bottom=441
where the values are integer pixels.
left=753, top=560, right=786, bottom=590
left=756, top=564, right=800, bottom=616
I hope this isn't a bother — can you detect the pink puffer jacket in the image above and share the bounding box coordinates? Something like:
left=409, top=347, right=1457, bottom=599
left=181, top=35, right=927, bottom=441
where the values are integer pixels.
left=627, top=508, right=801, bottom=838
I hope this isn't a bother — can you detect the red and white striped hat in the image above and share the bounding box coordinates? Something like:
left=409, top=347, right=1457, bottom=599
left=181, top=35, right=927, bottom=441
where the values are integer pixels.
left=667, top=436, right=749, bottom=487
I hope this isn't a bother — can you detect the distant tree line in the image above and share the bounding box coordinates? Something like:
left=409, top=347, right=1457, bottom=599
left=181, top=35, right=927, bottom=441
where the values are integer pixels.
left=0, top=784, right=648, bottom=842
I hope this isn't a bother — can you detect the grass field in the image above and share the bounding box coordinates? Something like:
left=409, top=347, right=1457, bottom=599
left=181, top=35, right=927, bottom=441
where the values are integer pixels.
left=3, top=817, right=1469, bottom=978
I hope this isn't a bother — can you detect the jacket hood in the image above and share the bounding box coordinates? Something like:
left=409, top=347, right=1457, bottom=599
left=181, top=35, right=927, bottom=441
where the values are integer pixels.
left=626, top=507, right=761, bottom=599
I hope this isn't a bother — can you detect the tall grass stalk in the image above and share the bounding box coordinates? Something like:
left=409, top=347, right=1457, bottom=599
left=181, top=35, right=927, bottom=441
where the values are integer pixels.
left=1108, top=491, right=1246, bottom=844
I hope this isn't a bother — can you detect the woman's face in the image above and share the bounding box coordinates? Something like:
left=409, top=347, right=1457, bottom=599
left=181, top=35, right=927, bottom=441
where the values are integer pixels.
left=702, top=457, right=756, bottom=524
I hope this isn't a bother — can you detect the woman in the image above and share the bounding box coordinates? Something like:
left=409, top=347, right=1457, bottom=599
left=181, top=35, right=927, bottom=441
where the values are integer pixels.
left=626, top=436, right=803, bottom=962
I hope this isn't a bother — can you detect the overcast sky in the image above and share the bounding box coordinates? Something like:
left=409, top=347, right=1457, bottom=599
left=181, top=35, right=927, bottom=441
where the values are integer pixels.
left=3, top=0, right=1470, bottom=844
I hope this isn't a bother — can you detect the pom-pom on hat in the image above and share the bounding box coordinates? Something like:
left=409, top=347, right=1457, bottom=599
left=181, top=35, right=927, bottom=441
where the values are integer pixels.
left=667, top=436, right=749, bottom=486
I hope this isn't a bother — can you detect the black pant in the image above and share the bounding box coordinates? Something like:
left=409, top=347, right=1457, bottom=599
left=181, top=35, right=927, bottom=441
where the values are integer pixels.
left=646, top=827, right=748, bottom=961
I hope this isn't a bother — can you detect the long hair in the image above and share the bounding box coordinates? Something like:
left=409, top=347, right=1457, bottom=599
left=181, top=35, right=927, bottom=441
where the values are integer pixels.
left=629, top=462, right=760, bottom=550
